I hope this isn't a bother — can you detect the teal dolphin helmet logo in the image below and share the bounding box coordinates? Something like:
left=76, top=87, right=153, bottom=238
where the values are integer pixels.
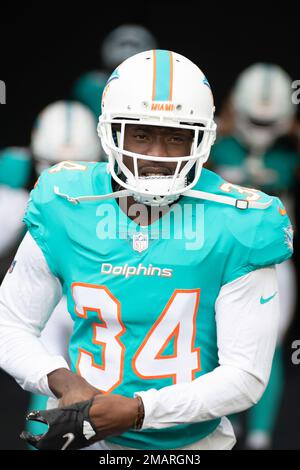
left=203, top=77, right=211, bottom=89
left=106, top=68, right=120, bottom=85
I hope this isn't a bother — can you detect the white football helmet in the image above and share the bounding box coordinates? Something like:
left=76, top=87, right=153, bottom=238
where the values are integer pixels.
left=31, top=101, right=103, bottom=174
left=98, top=49, right=216, bottom=206
left=232, top=63, right=296, bottom=151
left=100, top=24, right=158, bottom=70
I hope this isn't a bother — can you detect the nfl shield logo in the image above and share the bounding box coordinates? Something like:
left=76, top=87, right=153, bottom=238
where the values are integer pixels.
left=133, top=232, right=149, bottom=253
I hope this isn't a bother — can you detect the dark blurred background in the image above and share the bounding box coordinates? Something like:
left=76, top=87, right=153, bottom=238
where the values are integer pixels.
left=0, top=8, right=299, bottom=449
left=1, top=9, right=300, bottom=146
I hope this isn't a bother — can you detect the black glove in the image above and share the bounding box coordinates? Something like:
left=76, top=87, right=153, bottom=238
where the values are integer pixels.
left=20, top=398, right=97, bottom=450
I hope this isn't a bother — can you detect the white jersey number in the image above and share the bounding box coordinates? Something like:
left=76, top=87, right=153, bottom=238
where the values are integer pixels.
left=72, top=283, right=201, bottom=392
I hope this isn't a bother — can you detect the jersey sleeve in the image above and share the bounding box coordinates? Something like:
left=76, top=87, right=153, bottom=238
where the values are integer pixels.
left=23, top=161, right=97, bottom=279
left=23, top=170, right=59, bottom=277
left=248, top=197, right=293, bottom=269
left=222, top=196, right=293, bottom=285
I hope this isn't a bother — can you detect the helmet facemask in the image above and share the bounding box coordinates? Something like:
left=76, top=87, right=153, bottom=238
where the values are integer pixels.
left=98, top=117, right=216, bottom=206
left=234, top=112, right=292, bottom=153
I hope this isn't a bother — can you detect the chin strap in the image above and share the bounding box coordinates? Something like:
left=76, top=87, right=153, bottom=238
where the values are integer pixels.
left=53, top=185, right=272, bottom=210
left=53, top=186, right=131, bottom=204
left=184, top=189, right=273, bottom=210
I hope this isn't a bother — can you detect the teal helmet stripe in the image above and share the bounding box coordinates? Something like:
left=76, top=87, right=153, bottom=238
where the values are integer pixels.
left=261, top=64, right=273, bottom=103
left=152, top=50, right=173, bottom=101
left=107, top=68, right=120, bottom=85
left=65, top=102, right=72, bottom=144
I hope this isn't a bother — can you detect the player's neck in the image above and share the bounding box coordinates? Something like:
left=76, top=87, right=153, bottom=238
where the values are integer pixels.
left=119, top=195, right=171, bottom=226
left=112, top=178, right=171, bottom=226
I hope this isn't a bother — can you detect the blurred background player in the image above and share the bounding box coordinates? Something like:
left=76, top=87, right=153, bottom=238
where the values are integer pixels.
left=24, top=100, right=103, bottom=443
left=210, top=63, right=299, bottom=449
left=0, top=147, right=32, bottom=280
left=71, top=23, right=158, bottom=120
left=31, top=100, right=103, bottom=172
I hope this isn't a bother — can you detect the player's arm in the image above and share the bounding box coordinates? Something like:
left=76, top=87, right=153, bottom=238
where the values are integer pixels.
left=0, top=232, right=97, bottom=399
left=0, top=187, right=28, bottom=257
left=132, top=266, right=279, bottom=429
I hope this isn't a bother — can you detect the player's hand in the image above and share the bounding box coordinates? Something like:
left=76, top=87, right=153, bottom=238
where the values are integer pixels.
left=58, top=382, right=100, bottom=407
left=88, top=394, right=141, bottom=441
left=47, top=368, right=101, bottom=407
left=20, top=394, right=144, bottom=450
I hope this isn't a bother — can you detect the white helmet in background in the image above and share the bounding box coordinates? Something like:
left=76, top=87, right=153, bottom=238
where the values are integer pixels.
left=98, top=49, right=216, bottom=206
left=31, top=101, right=103, bottom=174
left=100, top=24, right=158, bottom=70
left=232, top=63, right=296, bottom=151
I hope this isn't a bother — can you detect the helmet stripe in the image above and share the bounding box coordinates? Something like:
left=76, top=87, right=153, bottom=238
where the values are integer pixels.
left=261, top=64, right=273, bottom=103
left=152, top=50, right=173, bottom=101
left=152, top=50, right=157, bottom=101
left=65, top=103, right=72, bottom=144
left=169, top=51, right=173, bottom=101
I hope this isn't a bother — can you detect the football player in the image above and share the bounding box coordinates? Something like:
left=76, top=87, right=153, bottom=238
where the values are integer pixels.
left=211, top=63, right=298, bottom=449
left=0, top=50, right=293, bottom=450
left=0, top=147, right=32, bottom=280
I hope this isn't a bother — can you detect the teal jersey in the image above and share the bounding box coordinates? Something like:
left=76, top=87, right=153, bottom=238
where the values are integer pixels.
left=0, top=147, right=32, bottom=189
left=210, top=135, right=300, bottom=194
left=71, top=70, right=110, bottom=119
left=23, top=162, right=293, bottom=449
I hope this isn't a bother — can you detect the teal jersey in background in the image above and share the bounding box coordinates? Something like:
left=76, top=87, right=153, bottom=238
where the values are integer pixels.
left=210, top=135, right=300, bottom=195
left=0, top=147, right=32, bottom=189
left=23, top=162, right=293, bottom=449
left=71, top=70, right=110, bottom=119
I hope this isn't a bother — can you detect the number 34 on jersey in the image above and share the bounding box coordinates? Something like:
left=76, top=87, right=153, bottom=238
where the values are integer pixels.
left=72, top=283, right=201, bottom=392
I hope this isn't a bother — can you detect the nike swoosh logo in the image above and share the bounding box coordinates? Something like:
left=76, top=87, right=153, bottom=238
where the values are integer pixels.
left=61, top=432, right=75, bottom=450
left=260, top=292, right=278, bottom=304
